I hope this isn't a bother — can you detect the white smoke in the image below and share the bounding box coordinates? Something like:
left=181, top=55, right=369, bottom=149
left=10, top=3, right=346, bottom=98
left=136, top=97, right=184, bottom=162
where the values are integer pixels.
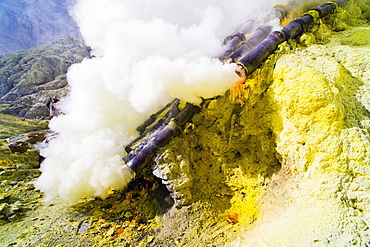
left=35, top=0, right=287, bottom=204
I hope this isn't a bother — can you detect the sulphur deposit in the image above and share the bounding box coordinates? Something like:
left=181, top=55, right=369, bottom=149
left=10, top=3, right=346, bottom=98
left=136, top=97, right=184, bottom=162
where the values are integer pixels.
left=1, top=0, right=370, bottom=246
left=153, top=1, right=370, bottom=246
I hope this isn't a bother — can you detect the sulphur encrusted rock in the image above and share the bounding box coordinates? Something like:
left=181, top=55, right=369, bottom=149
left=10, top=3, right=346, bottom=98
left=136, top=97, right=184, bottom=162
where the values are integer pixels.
left=153, top=5, right=370, bottom=246
left=229, top=25, right=370, bottom=246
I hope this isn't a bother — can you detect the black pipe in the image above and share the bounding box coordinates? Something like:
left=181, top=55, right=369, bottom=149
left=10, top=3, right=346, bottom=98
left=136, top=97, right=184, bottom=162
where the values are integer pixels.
left=218, top=5, right=287, bottom=61
left=229, top=25, right=272, bottom=62
left=217, top=20, right=258, bottom=61
left=127, top=141, right=157, bottom=173
left=126, top=103, right=199, bottom=173
left=217, top=33, right=246, bottom=61
left=136, top=98, right=179, bottom=135
left=312, top=2, right=337, bottom=17
left=125, top=100, right=180, bottom=153
left=239, top=20, right=256, bottom=34
left=235, top=1, right=344, bottom=78
left=237, top=31, right=285, bottom=75
left=282, top=14, right=315, bottom=40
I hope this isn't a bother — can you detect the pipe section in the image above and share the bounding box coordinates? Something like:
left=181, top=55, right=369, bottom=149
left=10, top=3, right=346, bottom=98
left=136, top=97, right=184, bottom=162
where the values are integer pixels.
left=217, top=33, right=246, bottom=61
left=237, top=31, right=285, bottom=75
left=125, top=103, right=199, bottom=174
left=229, top=25, right=272, bottom=62
left=236, top=1, right=342, bottom=78
left=218, top=4, right=287, bottom=61
left=124, top=99, right=180, bottom=154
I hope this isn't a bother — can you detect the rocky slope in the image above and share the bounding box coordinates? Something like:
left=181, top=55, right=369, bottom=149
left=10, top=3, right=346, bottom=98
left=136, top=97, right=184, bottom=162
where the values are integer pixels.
left=0, top=1, right=370, bottom=246
left=0, top=0, right=81, bottom=55
left=0, top=36, right=91, bottom=118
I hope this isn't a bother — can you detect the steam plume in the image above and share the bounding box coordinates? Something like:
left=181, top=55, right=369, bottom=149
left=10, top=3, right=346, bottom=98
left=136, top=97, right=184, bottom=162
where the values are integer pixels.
left=35, top=0, right=287, bottom=204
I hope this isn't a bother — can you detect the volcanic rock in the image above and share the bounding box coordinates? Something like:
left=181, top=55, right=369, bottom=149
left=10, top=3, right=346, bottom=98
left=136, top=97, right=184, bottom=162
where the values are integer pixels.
left=0, top=36, right=91, bottom=118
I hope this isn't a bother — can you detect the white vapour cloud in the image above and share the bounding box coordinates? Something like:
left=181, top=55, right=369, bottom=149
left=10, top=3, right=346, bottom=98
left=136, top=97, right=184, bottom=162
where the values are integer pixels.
left=35, top=0, right=286, bottom=204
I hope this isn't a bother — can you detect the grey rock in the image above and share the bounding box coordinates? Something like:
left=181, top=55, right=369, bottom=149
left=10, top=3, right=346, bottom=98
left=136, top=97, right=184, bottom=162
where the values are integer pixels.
left=77, top=221, right=90, bottom=234
left=153, top=152, right=193, bottom=207
left=0, top=193, right=11, bottom=201
left=0, top=0, right=81, bottom=55
left=0, top=36, right=91, bottom=118
left=15, top=163, right=33, bottom=170
left=0, top=203, right=14, bottom=217
left=7, top=214, right=18, bottom=221
left=0, top=170, right=13, bottom=176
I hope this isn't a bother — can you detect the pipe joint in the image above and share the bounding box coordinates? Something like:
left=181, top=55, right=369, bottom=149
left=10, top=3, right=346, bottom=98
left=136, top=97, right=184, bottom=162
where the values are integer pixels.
left=127, top=141, right=157, bottom=173
left=229, top=26, right=272, bottom=62
left=282, top=19, right=304, bottom=40
left=222, top=32, right=245, bottom=45
left=282, top=14, right=314, bottom=40
left=267, top=31, right=286, bottom=43
left=312, top=2, right=337, bottom=18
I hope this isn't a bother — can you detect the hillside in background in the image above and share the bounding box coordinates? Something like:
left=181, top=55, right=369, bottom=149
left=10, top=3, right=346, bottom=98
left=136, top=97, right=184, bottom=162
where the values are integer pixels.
left=0, top=0, right=81, bottom=55
left=0, top=36, right=91, bottom=118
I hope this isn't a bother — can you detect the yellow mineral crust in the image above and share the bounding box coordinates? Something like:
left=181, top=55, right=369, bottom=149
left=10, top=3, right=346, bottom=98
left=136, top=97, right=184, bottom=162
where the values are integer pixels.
left=154, top=4, right=370, bottom=244
left=230, top=22, right=370, bottom=246
left=225, top=167, right=261, bottom=225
